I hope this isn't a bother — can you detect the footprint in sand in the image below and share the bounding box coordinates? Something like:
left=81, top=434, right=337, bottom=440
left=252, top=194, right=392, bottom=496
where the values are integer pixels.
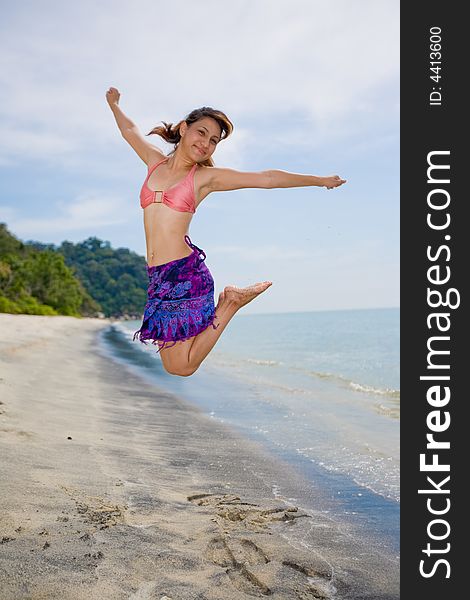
left=188, top=492, right=334, bottom=599
left=188, top=492, right=309, bottom=529
left=60, top=486, right=127, bottom=530
left=227, top=537, right=271, bottom=566
left=207, top=536, right=269, bottom=568
left=206, top=535, right=272, bottom=596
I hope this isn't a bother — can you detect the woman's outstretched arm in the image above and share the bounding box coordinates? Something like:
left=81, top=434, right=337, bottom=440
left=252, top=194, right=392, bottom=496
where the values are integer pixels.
left=105, top=86, right=164, bottom=165
left=206, top=167, right=346, bottom=193
left=266, top=170, right=346, bottom=190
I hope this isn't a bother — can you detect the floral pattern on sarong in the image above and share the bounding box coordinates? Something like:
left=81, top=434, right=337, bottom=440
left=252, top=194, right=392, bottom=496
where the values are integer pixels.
left=133, top=237, right=219, bottom=352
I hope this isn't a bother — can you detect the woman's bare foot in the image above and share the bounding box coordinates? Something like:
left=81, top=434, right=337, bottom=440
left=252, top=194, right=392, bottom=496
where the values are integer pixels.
left=223, top=281, right=272, bottom=309
left=216, top=290, right=226, bottom=308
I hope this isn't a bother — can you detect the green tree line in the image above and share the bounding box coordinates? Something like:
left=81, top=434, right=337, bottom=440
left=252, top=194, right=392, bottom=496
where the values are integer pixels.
left=0, top=223, right=148, bottom=318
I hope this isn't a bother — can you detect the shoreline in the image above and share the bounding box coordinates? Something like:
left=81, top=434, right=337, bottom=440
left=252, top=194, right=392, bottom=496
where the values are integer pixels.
left=102, top=321, right=400, bottom=552
left=0, top=314, right=399, bottom=599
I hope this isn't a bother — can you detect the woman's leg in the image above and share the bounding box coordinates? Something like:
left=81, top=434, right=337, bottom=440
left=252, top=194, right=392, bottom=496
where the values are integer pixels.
left=159, top=280, right=272, bottom=377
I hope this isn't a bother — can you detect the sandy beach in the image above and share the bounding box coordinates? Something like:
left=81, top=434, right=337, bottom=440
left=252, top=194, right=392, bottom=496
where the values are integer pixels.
left=0, top=313, right=398, bottom=599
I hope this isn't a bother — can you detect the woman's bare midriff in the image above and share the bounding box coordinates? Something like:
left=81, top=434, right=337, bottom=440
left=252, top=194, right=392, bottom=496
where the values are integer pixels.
left=143, top=205, right=194, bottom=266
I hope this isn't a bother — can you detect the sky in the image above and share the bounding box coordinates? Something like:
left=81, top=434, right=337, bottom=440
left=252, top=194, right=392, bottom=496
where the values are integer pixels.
left=0, top=0, right=399, bottom=314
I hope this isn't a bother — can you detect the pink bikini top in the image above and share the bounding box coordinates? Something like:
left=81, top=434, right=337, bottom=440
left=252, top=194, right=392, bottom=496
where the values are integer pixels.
left=140, top=157, right=197, bottom=213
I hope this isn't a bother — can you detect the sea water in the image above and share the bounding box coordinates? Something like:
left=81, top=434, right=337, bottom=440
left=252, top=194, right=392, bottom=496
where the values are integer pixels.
left=100, top=307, right=399, bottom=553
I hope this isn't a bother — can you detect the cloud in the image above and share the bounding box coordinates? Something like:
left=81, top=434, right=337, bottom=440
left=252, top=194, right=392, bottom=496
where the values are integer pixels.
left=2, top=192, right=134, bottom=238
left=0, top=0, right=399, bottom=166
left=0, top=125, right=78, bottom=164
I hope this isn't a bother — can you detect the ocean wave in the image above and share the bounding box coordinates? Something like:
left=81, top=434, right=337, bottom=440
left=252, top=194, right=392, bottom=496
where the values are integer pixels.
left=296, top=447, right=400, bottom=503
left=212, top=356, right=282, bottom=368
left=299, top=368, right=400, bottom=400
left=212, top=356, right=400, bottom=402
left=349, top=381, right=400, bottom=399
left=244, top=358, right=282, bottom=366
left=374, top=402, right=400, bottom=419
left=114, top=321, right=400, bottom=404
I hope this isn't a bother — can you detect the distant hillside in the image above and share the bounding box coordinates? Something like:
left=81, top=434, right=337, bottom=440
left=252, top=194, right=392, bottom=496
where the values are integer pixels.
left=55, top=237, right=148, bottom=318
left=0, top=223, right=99, bottom=316
left=1, top=223, right=148, bottom=318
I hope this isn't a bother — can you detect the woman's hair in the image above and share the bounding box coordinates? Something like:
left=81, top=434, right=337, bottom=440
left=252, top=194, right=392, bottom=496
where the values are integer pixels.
left=146, top=107, right=233, bottom=167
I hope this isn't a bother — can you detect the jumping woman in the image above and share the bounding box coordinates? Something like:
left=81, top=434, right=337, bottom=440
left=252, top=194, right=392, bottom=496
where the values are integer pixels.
left=106, top=87, right=346, bottom=377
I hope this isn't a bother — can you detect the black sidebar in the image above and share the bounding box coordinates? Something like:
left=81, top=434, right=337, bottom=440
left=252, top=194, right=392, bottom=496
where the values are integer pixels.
left=401, top=3, right=465, bottom=598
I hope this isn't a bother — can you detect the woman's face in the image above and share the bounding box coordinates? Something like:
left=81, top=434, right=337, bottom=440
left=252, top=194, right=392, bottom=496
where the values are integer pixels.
left=182, top=117, right=222, bottom=162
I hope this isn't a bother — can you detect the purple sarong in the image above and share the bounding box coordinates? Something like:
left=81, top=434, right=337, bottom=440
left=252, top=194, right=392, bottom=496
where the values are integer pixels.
left=133, top=235, right=219, bottom=352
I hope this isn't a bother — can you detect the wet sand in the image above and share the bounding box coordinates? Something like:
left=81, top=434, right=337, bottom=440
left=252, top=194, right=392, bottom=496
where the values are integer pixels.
left=0, top=313, right=399, bottom=599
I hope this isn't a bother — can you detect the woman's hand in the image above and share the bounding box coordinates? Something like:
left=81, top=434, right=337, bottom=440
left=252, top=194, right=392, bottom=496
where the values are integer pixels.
left=323, top=175, right=347, bottom=189
left=106, top=86, right=121, bottom=107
